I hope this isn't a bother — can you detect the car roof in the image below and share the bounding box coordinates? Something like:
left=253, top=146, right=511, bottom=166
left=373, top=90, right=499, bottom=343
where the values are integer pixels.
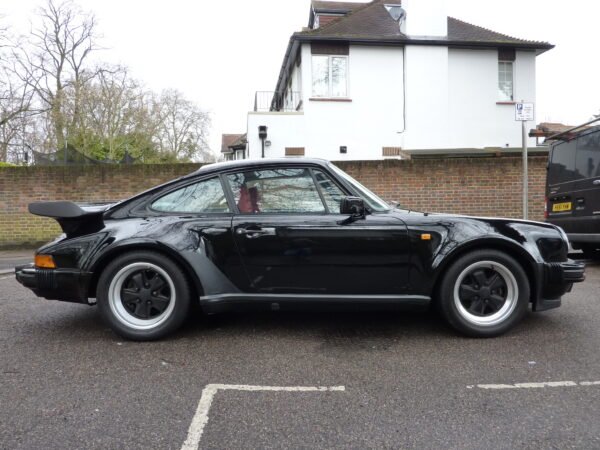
left=193, top=157, right=331, bottom=175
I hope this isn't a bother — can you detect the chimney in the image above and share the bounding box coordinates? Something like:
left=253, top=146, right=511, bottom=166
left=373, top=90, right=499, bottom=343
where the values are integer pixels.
left=401, top=0, right=447, bottom=37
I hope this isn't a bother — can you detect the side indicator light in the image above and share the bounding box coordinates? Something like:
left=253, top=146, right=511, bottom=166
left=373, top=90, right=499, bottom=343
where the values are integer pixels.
left=35, top=254, right=56, bottom=269
left=421, top=234, right=432, bottom=241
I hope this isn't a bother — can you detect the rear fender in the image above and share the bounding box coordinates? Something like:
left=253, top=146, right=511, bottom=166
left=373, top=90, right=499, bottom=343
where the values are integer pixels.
left=87, top=239, right=240, bottom=299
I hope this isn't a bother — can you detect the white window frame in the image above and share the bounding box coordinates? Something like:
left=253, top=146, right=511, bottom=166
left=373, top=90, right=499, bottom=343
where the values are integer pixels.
left=498, top=60, right=514, bottom=102
left=313, top=13, right=345, bottom=29
left=311, top=54, right=349, bottom=98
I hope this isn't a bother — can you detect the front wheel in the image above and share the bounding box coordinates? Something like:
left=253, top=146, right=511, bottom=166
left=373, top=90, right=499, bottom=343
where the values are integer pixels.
left=97, top=251, right=192, bottom=341
left=438, top=249, right=530, bottom=337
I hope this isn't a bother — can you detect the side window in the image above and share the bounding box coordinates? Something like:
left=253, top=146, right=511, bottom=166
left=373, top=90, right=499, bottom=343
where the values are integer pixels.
left=227, top=168, right=325, bottom=214
left=313, top=169, right=346, bottom=213
left=549, top=139, right=578, bottom=185
left=151, top=177, right=230, bottom=213
left=575, top=130, right=600, bottom=179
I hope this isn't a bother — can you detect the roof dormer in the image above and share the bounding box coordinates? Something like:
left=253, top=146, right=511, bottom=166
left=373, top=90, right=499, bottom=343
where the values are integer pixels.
left=309, top=1, right=366, bottom=29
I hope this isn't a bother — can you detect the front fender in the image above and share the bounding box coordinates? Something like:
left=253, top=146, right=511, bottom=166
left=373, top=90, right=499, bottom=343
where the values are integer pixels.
left=430, top=235, right=542, bottom=306
left=433, top=235, right=541, bottom=275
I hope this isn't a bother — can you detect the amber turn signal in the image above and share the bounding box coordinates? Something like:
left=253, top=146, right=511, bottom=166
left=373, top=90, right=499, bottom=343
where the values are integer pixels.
left=34, top=254, right=56, bottom=269
left=421, top=234, right=432, bottom=241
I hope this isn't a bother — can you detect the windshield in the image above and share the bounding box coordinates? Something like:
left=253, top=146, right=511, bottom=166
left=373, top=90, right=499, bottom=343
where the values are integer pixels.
left=329, top=163, right=390, bottom=212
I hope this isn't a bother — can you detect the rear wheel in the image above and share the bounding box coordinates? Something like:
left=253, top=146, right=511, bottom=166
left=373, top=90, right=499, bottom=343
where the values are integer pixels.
left=438, top=249, right=530, bottom=337
left=97, top=251, right=191, bottom=340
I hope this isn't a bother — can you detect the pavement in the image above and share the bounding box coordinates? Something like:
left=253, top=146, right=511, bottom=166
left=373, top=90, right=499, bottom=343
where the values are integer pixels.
left=0, top=249, right=35, bottom=273
left=0, top=263, right=599, bottom=449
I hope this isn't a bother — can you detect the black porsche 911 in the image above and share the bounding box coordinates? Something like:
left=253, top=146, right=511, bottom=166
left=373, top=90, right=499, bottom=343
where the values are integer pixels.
left=16, top=158, right=585, bottom=340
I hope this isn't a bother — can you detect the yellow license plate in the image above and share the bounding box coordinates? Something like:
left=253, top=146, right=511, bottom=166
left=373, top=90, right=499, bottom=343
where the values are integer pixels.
left=552, top=202, right=572, bottom=212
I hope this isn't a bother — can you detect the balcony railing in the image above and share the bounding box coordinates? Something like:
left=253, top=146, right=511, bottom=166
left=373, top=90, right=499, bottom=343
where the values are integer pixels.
left=254, top=91, right=302, bottom=112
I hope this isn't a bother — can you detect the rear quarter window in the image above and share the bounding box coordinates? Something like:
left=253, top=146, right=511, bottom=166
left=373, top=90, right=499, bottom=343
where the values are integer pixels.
left=151, top=177, right=230, bottom=213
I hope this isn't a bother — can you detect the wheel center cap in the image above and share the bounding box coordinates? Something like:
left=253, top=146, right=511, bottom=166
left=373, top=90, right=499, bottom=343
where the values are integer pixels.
left=139, top=289, right=152, bottom=302
left=480, top=287, right=491, bottom=298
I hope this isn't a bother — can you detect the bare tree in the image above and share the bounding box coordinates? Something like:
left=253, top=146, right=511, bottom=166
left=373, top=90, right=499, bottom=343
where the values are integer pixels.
left=154, top=89, right=211, bottom=161
left=0, top=16, right=7, bottom=49
left=0, top=18, right=37, bottom=161
left=13, top=0, right=99, bottom=150
left=73, top=66, right=128, bottom=157
left=1, top=2, right=214, bottom=164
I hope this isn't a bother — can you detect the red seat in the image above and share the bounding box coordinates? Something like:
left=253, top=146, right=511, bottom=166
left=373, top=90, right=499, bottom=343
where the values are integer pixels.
left=237, top=185, right=260, bottom=213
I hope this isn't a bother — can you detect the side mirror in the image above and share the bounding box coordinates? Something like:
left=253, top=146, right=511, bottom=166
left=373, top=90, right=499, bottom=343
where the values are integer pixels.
left=340, top=196, right=366, bottom=218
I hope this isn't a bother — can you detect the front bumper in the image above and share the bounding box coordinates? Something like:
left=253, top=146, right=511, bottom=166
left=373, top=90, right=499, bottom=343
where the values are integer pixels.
left=15, top=264, right=93, bottom=304
left=534, top=259, right=585, bottom=312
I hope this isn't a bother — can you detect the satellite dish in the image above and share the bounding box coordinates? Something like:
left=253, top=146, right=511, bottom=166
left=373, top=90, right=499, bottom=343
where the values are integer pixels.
left=385, top=5, right=406, bottom=22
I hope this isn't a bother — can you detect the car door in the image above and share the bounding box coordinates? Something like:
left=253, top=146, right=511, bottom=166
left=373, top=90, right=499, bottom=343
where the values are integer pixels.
left=225, top=166, right=410, bottom=295
left=547, top=138, right=580, bottom=230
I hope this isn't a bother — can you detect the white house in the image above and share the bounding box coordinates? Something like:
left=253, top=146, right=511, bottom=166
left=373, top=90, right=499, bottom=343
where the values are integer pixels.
left=235, top=0, right=553, bottom=161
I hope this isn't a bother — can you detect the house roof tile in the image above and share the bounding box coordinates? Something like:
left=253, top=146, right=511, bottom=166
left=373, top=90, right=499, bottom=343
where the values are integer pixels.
left=221, top=134, right=246, bottom=153
left=301, top=0, right=551, bottom=48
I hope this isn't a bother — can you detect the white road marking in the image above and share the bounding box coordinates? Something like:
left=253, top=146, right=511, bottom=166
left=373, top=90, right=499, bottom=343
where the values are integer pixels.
left=467, top=380, right=600, bottom=390
left=181, top=384, right=345, bottom=450
left=0, top=276, right=13, bottom=281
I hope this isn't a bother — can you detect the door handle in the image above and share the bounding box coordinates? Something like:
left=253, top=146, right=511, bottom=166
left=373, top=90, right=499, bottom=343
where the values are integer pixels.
left=236, top=227, right=276, bottom=238
left=593, top=180, right=600, bottom=185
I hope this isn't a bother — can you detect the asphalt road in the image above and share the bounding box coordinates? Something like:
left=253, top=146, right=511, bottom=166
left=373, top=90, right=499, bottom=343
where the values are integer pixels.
left=1, top=265, right=599, bottom=450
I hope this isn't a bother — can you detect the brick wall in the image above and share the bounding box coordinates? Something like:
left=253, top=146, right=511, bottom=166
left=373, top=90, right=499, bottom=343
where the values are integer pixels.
left=0, top=164, right=200, bottom=249
left=336, top=156, right=547, bottom=220
left=0, top=156, right=547, bottom=248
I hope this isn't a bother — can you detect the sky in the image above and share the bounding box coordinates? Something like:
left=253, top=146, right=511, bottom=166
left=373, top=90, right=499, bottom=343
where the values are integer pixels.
left=1, top=0, right=599, bottom=157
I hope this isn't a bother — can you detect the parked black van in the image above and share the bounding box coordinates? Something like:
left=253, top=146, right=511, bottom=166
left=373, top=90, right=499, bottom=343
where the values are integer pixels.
left=546, top=125, right=600, bottom=258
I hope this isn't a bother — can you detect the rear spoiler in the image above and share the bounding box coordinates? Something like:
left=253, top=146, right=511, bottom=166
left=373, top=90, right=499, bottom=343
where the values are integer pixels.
left=29, top=201, right=113, bottom=237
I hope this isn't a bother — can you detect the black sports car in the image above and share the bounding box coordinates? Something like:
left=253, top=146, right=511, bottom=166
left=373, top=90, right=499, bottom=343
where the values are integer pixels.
left=16, top=158, right=585, bottom=340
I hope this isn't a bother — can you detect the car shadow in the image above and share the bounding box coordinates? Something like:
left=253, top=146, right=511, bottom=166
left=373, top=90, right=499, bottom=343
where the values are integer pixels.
left=178, top=308, right=454, bottom=341
left=26, top=301, right=571, bottom=346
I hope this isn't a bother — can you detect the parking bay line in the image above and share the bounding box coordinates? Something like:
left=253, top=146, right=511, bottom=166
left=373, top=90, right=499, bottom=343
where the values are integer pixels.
left=467, top=380, right=600, bottom=390
left=181, top=384, right=345, bottom=450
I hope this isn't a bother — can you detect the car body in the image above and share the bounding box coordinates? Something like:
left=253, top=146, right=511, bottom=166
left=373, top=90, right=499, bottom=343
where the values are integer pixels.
left=546, top=125, right=600, bottom=258
left=16, top=158, right=585, bottom=340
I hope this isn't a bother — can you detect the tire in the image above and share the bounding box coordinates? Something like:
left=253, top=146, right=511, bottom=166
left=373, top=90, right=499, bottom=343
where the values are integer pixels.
left=437, top=249, right=530, bottom=337
left=97, top=250, right=192, bottom=341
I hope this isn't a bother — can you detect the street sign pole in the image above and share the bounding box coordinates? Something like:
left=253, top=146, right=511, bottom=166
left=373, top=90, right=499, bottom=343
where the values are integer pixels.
left=522, top=119, right=528, bottom=220
left=515, top=102, right=534, bottom=220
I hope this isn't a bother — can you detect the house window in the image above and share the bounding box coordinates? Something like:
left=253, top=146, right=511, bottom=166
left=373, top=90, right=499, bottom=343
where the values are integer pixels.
left=312, top=55, right=348, bottom=98
left=497, top=49, right=515, bottom=102
left=498, top=61, right=514, bottom=101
